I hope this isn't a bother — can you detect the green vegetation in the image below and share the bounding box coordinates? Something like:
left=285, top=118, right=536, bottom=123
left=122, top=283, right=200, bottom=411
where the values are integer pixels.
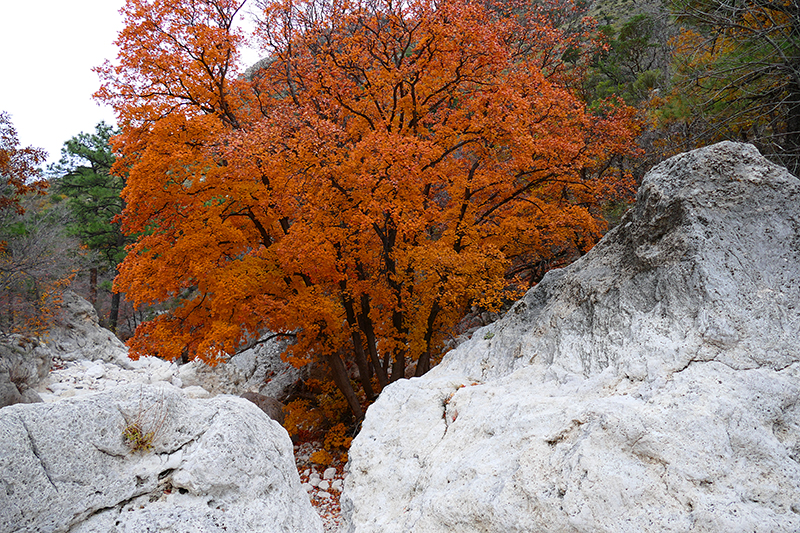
left=667, top=0, right=800, bottom=174
left=121, top=391, right=168, bottom=454
left=51, top=122, right=129, bottom=331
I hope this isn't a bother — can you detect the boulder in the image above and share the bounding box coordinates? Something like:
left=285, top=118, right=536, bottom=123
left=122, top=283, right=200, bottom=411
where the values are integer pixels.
left=36, top=356, right=183, bottom=402
left=30, top=301, right=301, bottom=404
left=177, top=333, right=304, bottom=401
left=23, top=292, right=300, bottom=404
left=241, top=391, right=286, bottom=424
left=341, top=142, right=800, bottom=533
left=0, top=383, right=323, bottom=533
left=35, top=332, right=303, bottom=406
left=0, top=336, right=49, bottom=408
left=43, top=290, right=131, bottom=368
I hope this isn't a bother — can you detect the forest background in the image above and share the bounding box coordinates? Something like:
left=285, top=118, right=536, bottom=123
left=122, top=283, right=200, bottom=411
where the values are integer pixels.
left=2, top=0, right=797, bottom=460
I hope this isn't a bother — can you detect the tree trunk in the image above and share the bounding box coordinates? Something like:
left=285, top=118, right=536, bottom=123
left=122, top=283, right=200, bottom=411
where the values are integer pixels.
left=390, top=308, right=407, bottom=382
left=108, top=265, right=122, bottom=333
left=341, top=292, right=376, bottom=400
left=109, top=291, right=121, bottom=333
left=359, top=294, right=388, bottom=388
left=414, top=301, right=441, bottom=377
left=89, top=267, right=98, bottom=306
left=325, top=350, right=364, bottom=420
left=351, top=336, right=375, bottom=401
left=391, top=350, right=406, bottom=382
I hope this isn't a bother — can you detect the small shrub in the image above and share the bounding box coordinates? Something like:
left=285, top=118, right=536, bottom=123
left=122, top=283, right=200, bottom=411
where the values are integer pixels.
left=323, top=423, right=352, bottom=451
left=283, top=377, right=358, bottom=462
left=121, top=389, right=167, bottom=454
left=283, top=398, right=325, bottom=441
left=309, top=449, right=333, bottom=466
left=316, top=380, right=350, bottom=422
left=122, top=422, right=157, bottom=453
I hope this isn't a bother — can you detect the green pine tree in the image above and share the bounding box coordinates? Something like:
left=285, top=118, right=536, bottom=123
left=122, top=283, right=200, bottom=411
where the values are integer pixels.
left=51, top=122, right=128, bottom=331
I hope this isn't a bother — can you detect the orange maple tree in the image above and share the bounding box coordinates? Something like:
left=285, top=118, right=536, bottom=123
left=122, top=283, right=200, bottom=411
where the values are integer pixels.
left=98, top=0, right=639, bottom=419
left=0, top=112, right=47, bottom=218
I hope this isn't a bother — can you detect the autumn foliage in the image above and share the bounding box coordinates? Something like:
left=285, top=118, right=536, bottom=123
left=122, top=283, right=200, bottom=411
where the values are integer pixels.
left=0, top=112, right=67, bottom=336
left=660, top=0, right=800, bottom=173
left=0, top=112, right=47, bottom=217
left=97, top=0, right=639, bottom=419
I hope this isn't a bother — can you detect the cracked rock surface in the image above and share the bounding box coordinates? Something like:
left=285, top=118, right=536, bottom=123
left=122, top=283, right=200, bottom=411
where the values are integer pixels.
left=342, top=142, right=800, bottom=533
left=0, top=383, right=322, bottom=533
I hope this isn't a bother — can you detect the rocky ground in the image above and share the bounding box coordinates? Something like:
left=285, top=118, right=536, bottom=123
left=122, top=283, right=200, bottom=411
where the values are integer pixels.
left=295, top=443, right=346, bottom=533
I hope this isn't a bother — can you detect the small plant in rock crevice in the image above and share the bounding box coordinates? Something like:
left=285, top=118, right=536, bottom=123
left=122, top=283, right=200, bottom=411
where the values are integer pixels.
left=120, top=389, right=168, bottom=454
left=122, top=422, right=156, bottom=453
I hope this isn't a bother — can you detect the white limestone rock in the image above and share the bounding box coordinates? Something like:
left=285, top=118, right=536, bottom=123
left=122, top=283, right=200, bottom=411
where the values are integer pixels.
left=0, top=336, right=49, bottom=408
left=0, top=383, right=322, bottom=533
left=42, top=290, right=131, bottom=368
left=37, top=356, right=186, bottom=402
left=177, top=333, right=303, bottom=400
left=30, top=297, right=298, bottom=404
left=181, top=385, right=212, bottom=399
left=341, top=142, right=800, bottom=533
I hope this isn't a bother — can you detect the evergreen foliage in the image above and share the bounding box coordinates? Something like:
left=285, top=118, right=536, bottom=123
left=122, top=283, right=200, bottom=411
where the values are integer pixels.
left=666, top=0, right=800, bottom=174
left=51, top=122, right=129, bottom=330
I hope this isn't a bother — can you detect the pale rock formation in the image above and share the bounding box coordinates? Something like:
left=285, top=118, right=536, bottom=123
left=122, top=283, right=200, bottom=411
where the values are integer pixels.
left=341, top=142, right=800, bottom=533
left=43, top=290, right=131, bottom=368
left=0, top=288, right=126, bottom=408
left=0, top=383, right=323, bottom=533
left=27, top=291, right=301, bottom=404
left=0, top=336, right=49, bottom=407
left=37, top=356, right=183, bottom=402
left=177, top=334, right=304, bottom=401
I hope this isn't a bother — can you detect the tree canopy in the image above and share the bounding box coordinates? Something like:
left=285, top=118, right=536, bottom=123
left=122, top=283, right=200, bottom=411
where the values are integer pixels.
left=51, top=122, right=128, bottom=330
left=0, top=113, right=75, bottom=335
left=0, top=112, right=47, bottom=220
left=53, top=123, right=124, bottom=265
left=665, top=0, right=800, bottom=173
left=98, top=0, right=640, bottom=418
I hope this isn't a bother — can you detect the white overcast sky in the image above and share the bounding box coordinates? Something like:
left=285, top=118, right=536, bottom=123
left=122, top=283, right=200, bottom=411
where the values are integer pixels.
left=0, top=0, right=261, bottom=169
left=0, top=1, right=125, bottom=167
